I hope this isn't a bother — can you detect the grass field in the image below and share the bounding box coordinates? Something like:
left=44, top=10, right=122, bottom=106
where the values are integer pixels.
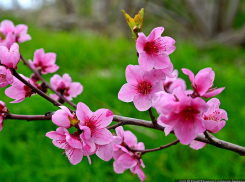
left=0, top=16, right=245, bottom=182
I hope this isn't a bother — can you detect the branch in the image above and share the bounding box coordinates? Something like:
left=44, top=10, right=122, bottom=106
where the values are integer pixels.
left=6, top=114, right=52, bottom=121
left=148, top=108, right=157, bottom=125
left=20, top=54, right=77, bottom=109
left=112, top=115, right=245, bottom=156
left=12, top=69, right=63, bottom=108
left=127, top=139, right=180, bottom=155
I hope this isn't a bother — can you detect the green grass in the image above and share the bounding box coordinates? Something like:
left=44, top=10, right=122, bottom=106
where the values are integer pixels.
left=0, top=18, right=245, bottom=182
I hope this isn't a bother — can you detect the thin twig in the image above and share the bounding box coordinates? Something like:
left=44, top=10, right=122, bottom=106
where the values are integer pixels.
left=127, top=139, right=180, bottom=154
left=6, top=114, right=52, bottom=121
left=12, top=69, right=63, bottom=107
left=204, top=130, right=220, bottom=146
left=107, top=122, right=123, bottom=130
left=148, top=107, right=157, bottom=125
left=20, top=54, right=77, bottom=109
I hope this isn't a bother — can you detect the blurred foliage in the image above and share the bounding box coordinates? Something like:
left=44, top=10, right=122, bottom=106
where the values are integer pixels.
left=0, top=14, right=245, bottom=182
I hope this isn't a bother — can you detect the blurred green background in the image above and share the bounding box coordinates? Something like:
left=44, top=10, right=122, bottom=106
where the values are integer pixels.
left=1, top=1, right=245, bottom=182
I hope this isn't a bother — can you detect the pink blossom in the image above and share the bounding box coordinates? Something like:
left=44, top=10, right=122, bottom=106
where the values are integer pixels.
left=0, top=66, right=14, bottom=87
left=77, top=102, right=114, bottom=161
left=136, top=27, right=176, bottom=71
left=0, top=32, right=15, bottom=49
left=0, top=43, right=20, bottom=69
left=46, top=127, right=86, bottom=165
left=163, top=69, right=187, bottom=93
left=5, top=74, right=36, bottom=103
left=28, top=48, right=59, bottom=74
left=0, top=20, right=31, bottom=44
left=155, top=87, right=209, bottom=144
left=0, top=101, right=8, bottom=132
left=203, top=98, right=228, bottom=133
left=118, top=65, right=165, bottom=111
left=190, top=133, right=206, bottom=150
left=182, top=68, right=225, bottom=98
left=52, top=106, right=79, bottom=128
left=50, top=73, right=83, bottom=101
left=112, top=126, right=145, bottom=182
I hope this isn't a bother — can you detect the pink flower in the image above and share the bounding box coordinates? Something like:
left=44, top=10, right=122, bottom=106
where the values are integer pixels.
left=5, top=74, right=36, bottom=103
left=50, top=74, right=83, bottom=101
left=0, top=20, right=31, bottom=43
left=0, top=43, right=20, bottom=69
left=112, top=126, right=145, bottom=182
left=118, top=65, right=165, bottom=111
left=52, top=106, right=79, bottom=128
left=155, top=87, right=209, bottom=144
left=28, top=48, right=59, bottom=74
left=0, top=101, right=8, bottom=131
left=136, top=27, right=176, bottom=71
left=76, top=102, right=114, bottom=161
left=182, top=68, right=225, bottom=98
left=0, top=32, right=15, bottom=49
left=203, top=98, right=228, bottom=133
left=0, top=66, right=14, bottom=87
left=190, top=133, right=206, bottom=150
left=163, top=69, right=187, bottom=93
left=46, top=127, right=86, bottom=165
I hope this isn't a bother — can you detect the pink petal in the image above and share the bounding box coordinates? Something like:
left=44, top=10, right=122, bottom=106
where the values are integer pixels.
left=153, top=55, right=171, bottom=70
left=202, top=87, right=225, bottom=98
left=51, top=108, right=71, bottom=128
left=132, top=164, right=145, bottom=182
left=69, top=82, right=83, bottom=97
left=79, top=126, right=91, bottom=141
left=0, top=20, right=15, bottom=34
left=133, top=94, right=152, bottom=111
left=42, top=52, right=56, bottom=65
left=62, top=73, right=72, bottom=87
left=50, top=74, right=62, bottom=89
left=182, top=68, right=195, bottom=84
left=66, top=148, right=83, bottom=165
left=160, top=36, right=176, bottom=55
left=190, top=140, right=206, bottom=150
left=33, top=48, right=44, bottom=63
left=195, top=72, right=213, bottom=95
left=93, top=109, right=113, bottom=128
left=115, top=126, right=124, bottom=139
left=138, top=51, right=155, bottom=71
left=66, top=135, right=83, bottom=149
left=147, top=27, right=164, bottom=42
left=136, top=33, right=147, bottom=53
left=92, top=128, right=113, bottom=145
left=45, top=131, right=66, bottom=140
left=191, top=97, right=209, bottom=113
left=125, top=65, right=144, bottom=84
left=96, top=144, right=113, bottom=161
left=42, top=65, right=59, bottom=74
left=6, top=68, right=13, bottom=84
left=113, top=161, right=126, bottom=173
left=118, top=83, right=137, bottom=102
left=76, top=102, right=93, bottom=125
left=117, top=153, right=137, bottom=168
left=124, top=130, right=137, bottom=147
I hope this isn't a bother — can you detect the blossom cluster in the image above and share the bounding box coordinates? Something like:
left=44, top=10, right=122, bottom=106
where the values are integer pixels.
left=0, top=16, right=230, bottom=182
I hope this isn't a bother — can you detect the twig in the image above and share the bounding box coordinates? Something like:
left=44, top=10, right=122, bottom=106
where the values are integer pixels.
left=20, top=54, right=77, bottom=109
left=127, top=139, right=180, bottom=155
left=6, top=114, right=52, bottom=121
left=113, top=115, right=245, bottom=156
left=12, top=69, right=63, bottom=107
left=148, top=107, right=157, bottom=125
left=204, top=130, right=220, bottom=146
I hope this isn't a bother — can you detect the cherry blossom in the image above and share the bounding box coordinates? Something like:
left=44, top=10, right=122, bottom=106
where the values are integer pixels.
left=136, top=27, right=176, bottom=71
left=28, top=48, right=59, bottom=74
left=0, top=66, right=14, bottom=87
left=112, top=126, right=145, bottom=182
left=118, top=65, right=165, bottom=111
left=77, top=102, right=114, bottom=161
left=203, top=98, right=228, bottom=133
left=155, top=87, right=209, bottom=144
left=5, top=75, right=36, bottom=103
left=182, top=68, right=225, bottom=98
left=0, top=20, right=31, bottom=44
left=50, top=73, right=83, bottom=101
left=0, top=101, right=8, bottom=132
left=0, top=43, right=20, bottom=69
left=46, top=127, right=86, bottom=165
left=52, top=106, right=79, bottom=128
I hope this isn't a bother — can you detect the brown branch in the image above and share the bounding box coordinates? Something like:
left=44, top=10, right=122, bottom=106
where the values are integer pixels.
left=12, top=69, right=63, bottom=107
left=112, top=115, right=245, bottom=156
left=6, top=114, right=52, bottom=121
left=127, top=139, right=180, bottom=155
left=148, top=107, right=157, bottom=125
left=20, top=54, right=77, bottom=109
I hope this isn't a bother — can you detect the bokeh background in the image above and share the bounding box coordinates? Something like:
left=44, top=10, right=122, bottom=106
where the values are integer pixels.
left=1, top=0, right=245, bottom=181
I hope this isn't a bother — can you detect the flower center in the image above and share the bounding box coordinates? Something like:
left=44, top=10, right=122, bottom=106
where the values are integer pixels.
left=0, top=74, right=7, bottom=83
left=143, top=37, right=166, bottom=56
left=182, top=106, right=199, bottom=120
left=137, top=81, right=152, bottom=95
